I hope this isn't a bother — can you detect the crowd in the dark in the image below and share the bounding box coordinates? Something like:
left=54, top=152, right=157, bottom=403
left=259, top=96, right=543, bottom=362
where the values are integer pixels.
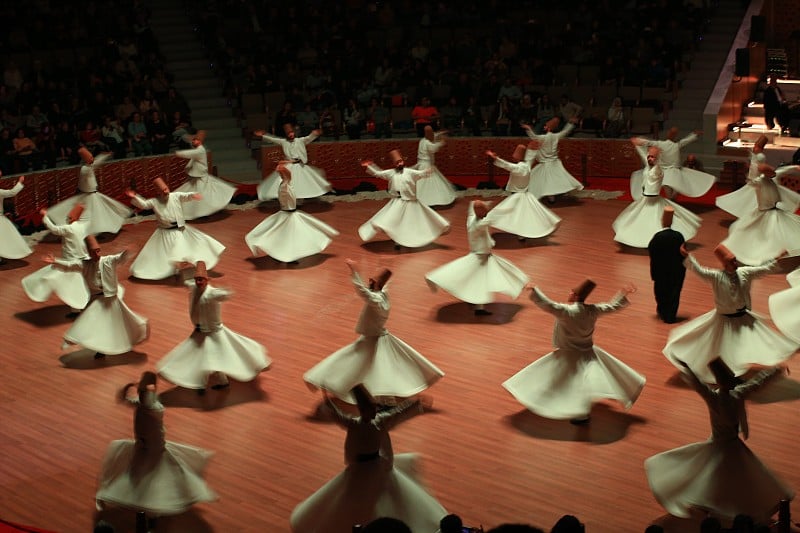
left=0, top=0, right=192, bottom=175
left=193, top=0, right=712, bottom=140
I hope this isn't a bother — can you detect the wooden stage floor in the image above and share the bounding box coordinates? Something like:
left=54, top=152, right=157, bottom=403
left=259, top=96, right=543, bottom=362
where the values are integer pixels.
left=1, top=191, right=798, bottom=532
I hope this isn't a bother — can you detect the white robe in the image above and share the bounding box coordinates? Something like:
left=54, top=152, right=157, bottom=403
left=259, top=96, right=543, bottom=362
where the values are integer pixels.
left=488, top=156, right=561, bottom=238
left=716, top=157, right=800, bottom=219
left=645, top=368, right=793, bottom=520
left=721, top=170, right=800, bottom=265
left=245, top=179, right=339, bottom=262
left=173, top=144, right=237, bottom=219
left=61, top=251, right=149, bottom=355
left=412, top=135, right=456, bottom=206
left=157, top=282, right=271, bottom=389
left=47, top=154, right=132, bottom=234
left=613, top=148, right=701, bottom=248
left=768, top=268, right=800, bottom=344
left=425, top=202, right=529, bottom=304
left=96, top=391, right=217, bottom=514
left=0, top=181, right=32, bottom=259
left=637, top=134, right=716, bottom=197
left=128, top=192, right=226, bottom=280
left=503, top=287, right=646, bottom=419
left=304, top=272, right=444, bottom=402
left=663, top=255, right=798, bottom=382
left=358, top=165, right=450, bottom=248
left=257, top=132, right=332, bottom=200
left=525, top=124, right=584, bottom=198
left=290, top=401, right=447, bottom=533
left=21, top=217, right=90, bottom=309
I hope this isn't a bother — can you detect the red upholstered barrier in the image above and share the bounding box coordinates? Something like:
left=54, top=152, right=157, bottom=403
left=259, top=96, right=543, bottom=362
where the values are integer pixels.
left=2, top=139, right=644, bottom=225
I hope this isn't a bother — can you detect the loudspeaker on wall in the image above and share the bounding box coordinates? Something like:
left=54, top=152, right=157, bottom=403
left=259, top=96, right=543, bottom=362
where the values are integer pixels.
left=735, top=48, right=750, bottom=77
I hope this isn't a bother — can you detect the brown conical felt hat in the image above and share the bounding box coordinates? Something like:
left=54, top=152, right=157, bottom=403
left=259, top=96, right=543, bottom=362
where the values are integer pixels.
left=389, top=149, right=404, bottom=164
left=713, top=244, right=736, bottom=264
left=85, top=235, right=101, bottom=251
left=512, top=144, right=527, bottom=162
left=283, top=123, right=294, bottom=135
left=77, top=146, right=93, bottom=164
left=68, top=203, right=85, bottom=222
left=424, top=125, right=435, bottom=141
left=754, top=135, right=768, bottom=152
left=194, top=260, right=208, bottom=279
left=138, top=370, right=158, bottom=392
left=195, top=130, right=207, bottom=143
left=152, top=177, right=168, bottom=193
left=573, top=279, right=596, bottom=301
left=276, top=163, right=292, bottom=181
left=371, top=268, right=392, bottom=289
left=545, top=117, right=561, bottom=131
left=661, top=206, right=674, bottom=227
left=647, top=146, right=660, bottom=158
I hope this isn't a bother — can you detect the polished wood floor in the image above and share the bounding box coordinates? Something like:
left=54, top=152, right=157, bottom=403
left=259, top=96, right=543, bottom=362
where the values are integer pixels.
left=1, top=190, right=799, bottom=533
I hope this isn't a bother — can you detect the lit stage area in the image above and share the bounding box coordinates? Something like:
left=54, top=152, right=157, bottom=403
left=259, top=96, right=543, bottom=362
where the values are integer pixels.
left=1, top=151, right=800, bottom=532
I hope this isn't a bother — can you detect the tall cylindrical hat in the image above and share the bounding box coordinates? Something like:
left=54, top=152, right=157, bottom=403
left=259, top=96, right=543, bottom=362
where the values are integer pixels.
left=713, top=244, right=736, bottom=264
left=283, top=123, right=294, bottom=136
left=152, top=177, right=168, bottom=193
left=85, top=235, right=101, bottom=251
left=68, top=203, right=85, bottom=222
left=389, top=149, right=404, bottom=165
left=424, top=125, right=435, bottom=142
left=545, top=117, right=560, bottom=131
left=512, top=144, right=527, bottom=162
left=77, top=147, right=93, bottom=165
left=195, top=130, right=207, bottom=144
left=195, top=260, right=208, bottom=279
left=754, top=135, right=768, bottom=152
left=661, top=206, right=674, bottom=227
left=573, top=279, right=596, bottom=301
left=371, top=268, right=392, bottom=289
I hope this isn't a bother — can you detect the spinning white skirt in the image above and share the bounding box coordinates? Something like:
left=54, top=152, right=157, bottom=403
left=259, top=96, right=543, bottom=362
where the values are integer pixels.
left=304, top=333, right=444, bottom=403
left=528, top=161, right=584, bottom=199
left=612, top=196, right=701, bottom=248
left=64, top=295, right=149, bottom=355
left=503, top=347, right=646, bottom=419
left=489, top=192, right=561, bottom=238
left=175, top=176, right=237, bottom=220
left=663, top=167, right=716, bottom=198
left=413, top=164, right=457, bottom=206
left=663, top=310, right=798, bottom=383
left=426, top=252, right=529, bottom=305
left=359, top=199, right=450, bottom=248
left=96, top=440, right=217, bottom=515
left=769, top=269, right=800, bottom=344
left=716, top=182, right=800, bottom=219
left=245, top=210, right=339, bottom=263
left=290, top=454, right=447, bottom=533
left=645, top=438, right=794, bottom=520
left=22, top=264, right=89, bottom=310
left=0, top=216, right=31, bottom=259
left=630, top=170, right=644, bottom=200
left=721, top=209, right=800, bottom=266
left=157, top=326, right=271, bottom=389
left=257, top=164, right=331, bottom=200
left=47, top=192, right=132, bottom=235
left=129, top=226, right=225, bottom=280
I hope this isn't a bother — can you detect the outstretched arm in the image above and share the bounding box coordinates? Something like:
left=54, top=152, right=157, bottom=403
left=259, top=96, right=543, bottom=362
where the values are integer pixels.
left=731, top=366, right=785, bottom=399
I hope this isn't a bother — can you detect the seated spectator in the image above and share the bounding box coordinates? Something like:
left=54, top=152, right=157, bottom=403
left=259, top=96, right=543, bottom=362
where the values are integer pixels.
left=25, top=105, right=48, bottom=135
left=148, top=111, right=170, bottom=154
left=498, top=78, right=522, bottom=104
left=12, top=127, right=40, bottom=171
left=35, top=123, right=57, bottom=168
left=368, top=98, right=392, bottom=139
left=361, top=517, right=412, bottom=533
left=101, top=116, right=127, bottom=159
left=534, top=94, right=555, bottom=133
left=440, top=514, right=464, bottom=533
left=115, top=96, right=137, bottom=124
left=79, top=121, right=107, bottom=154
left=319, top=106, right=339, bottom=140
left=55, top=121, right=79, bottom=164
left=440, top=96, right=463, bottom=134
left=557, top=95, right=583, bottom=131
left=169, top=110, right=192, bottom=148
left=463, top=95, right=483, bottom=137
left=343, top=98, right=363, bottom=140
left=603, top=97, right=627, bottom=138
left=551, top=515, right=584, bottom=533
left=515, top=94, right=537, bottom=135
left=296, top=104, right=319, bottom=137
left=127, top=112, right=152, bottom=156
left=0, top=128, right=15, bottom=174
left=490, top=96, right=514, bottom=136
left=411, top=96, right=439, bottom=137
left=138, top=89, right=160, bottom=116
